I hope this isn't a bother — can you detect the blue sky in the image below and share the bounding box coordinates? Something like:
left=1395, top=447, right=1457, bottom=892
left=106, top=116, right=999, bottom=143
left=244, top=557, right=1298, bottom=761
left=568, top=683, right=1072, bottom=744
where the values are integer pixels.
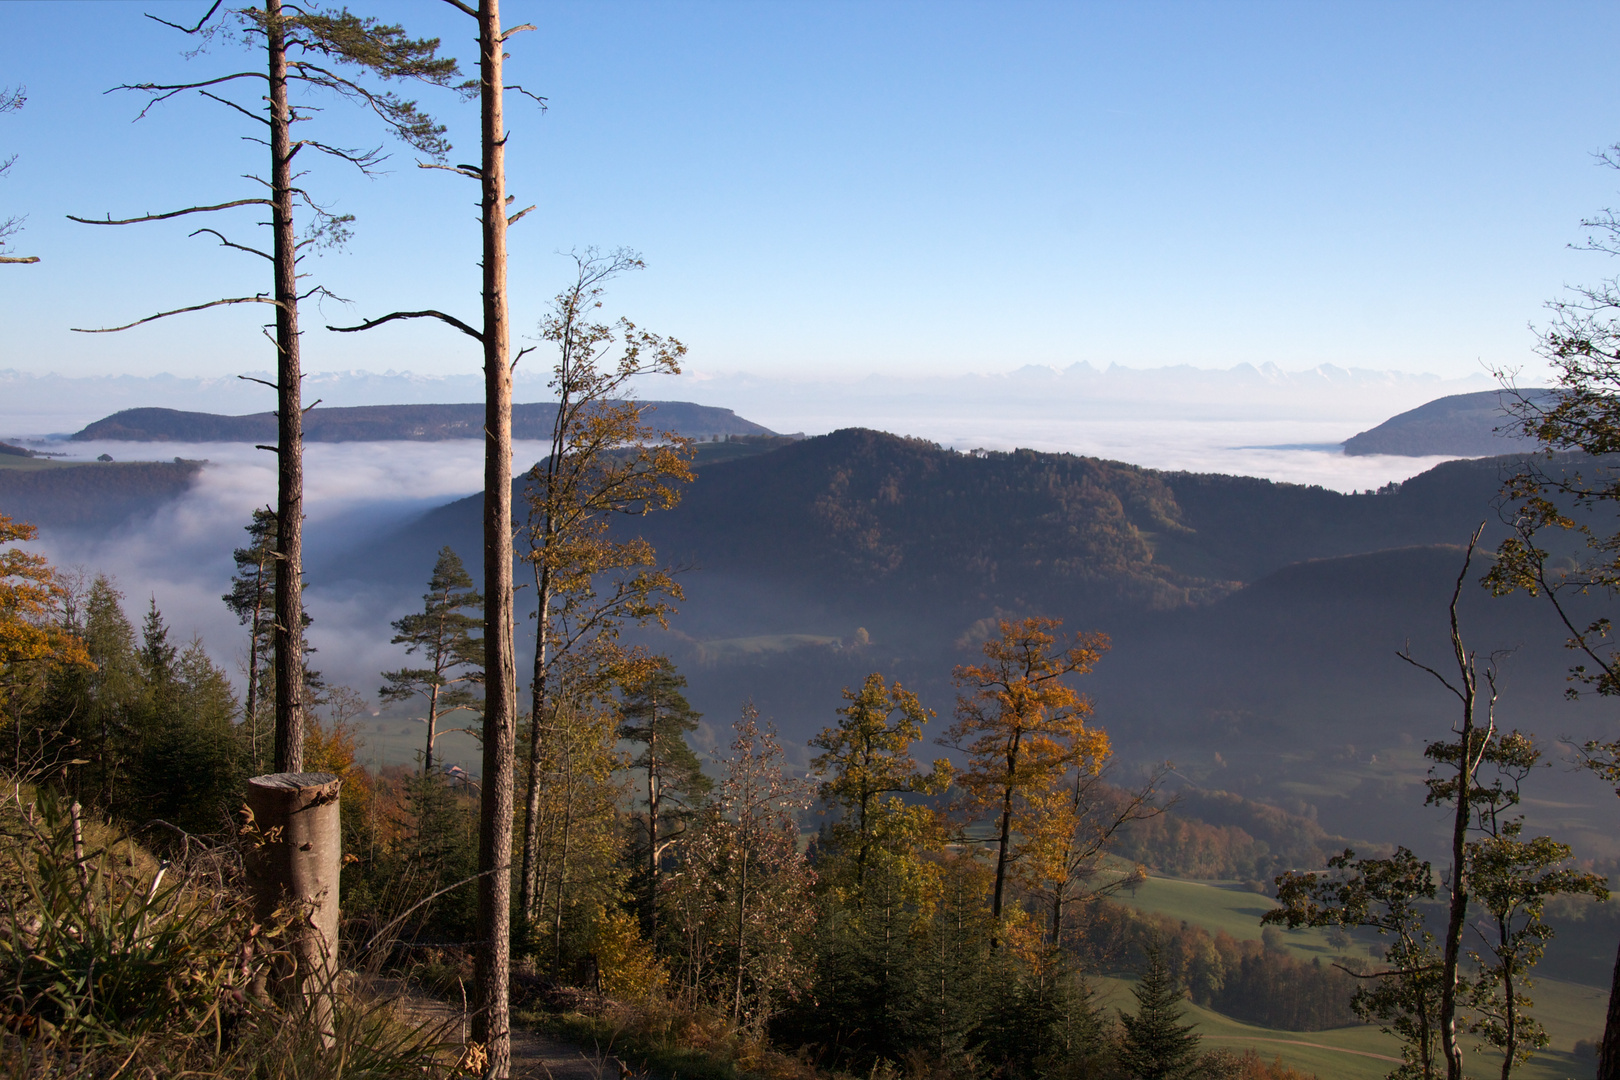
left=3, top=0, right=1620, bottom=383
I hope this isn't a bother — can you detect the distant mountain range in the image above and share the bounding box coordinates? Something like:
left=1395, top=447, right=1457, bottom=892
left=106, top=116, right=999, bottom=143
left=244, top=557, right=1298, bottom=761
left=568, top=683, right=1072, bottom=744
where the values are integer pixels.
left=70, top=402, right=776, bottom=443
left=1341, top=388, right=1553, bottom=456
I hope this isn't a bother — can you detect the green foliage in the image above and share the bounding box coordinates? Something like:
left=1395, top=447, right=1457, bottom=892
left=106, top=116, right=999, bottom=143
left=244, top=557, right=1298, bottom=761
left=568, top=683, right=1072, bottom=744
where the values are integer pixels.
left=618, top=656, right=709, bottom=940
left=1268, top=848, right=1442, bottom=1079
left=910, top=852, right=995, bottom=1066
left=979, top=965, right=1117, bottom=1080
left=787, top=861, right=927, bottom=1067
left=24, top=580, right=242, bottom=836
left=0, top=789, right=247, bottom=1048
left=379, top=546, right=483, bottom=773
left=1454, top=732, right=1610, bottom=1075
left=223, top=507, right=276, bottom=774
left=809, top=672, right=950, bottom=908
left=140, top=638, right=246, bottom=835
left=342, top=768, right=480, bottom=949
left=1118, top=942, right=1204, bottom=1080
left=0, top=786, right=462, bottom=1078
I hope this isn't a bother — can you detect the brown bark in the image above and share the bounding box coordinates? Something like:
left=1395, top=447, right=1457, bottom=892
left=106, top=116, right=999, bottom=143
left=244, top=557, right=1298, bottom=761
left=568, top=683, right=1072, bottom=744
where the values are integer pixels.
left=1599, top=939, right=1620, bottom=1080
left=991, top=733, right=1020, bottom=927
left=472, top=1, right=516, bottom=1074
left=267, top=0, right=305, bottom=774
left=244, top=771, right=341, bottom=1042
left=1437, top=545, right=1483, bottom=1080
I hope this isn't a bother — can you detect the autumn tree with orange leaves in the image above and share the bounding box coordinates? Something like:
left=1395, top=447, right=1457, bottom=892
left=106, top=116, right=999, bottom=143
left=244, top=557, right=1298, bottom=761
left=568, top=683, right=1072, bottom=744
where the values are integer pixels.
left=0, top=513, right=90, bottom=766
left=942, top=616, right=1110, bottom=933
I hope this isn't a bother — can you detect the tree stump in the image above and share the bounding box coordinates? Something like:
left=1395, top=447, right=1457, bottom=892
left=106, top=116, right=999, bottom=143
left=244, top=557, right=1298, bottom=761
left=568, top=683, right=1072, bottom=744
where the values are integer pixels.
left=244, top=771, right=342, bottom=1036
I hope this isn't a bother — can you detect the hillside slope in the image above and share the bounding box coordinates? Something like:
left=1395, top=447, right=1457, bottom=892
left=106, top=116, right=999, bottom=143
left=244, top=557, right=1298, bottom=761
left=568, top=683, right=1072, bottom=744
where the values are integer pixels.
left=71, top=401, right=775, bottom=442
left=1341, top=388, right=1551, bottom=456
left=0, top=460, right=203, bottom=530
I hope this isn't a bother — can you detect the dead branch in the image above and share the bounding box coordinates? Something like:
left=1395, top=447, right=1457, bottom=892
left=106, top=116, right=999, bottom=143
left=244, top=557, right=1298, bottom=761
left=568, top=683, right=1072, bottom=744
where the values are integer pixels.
left=507, top=204, right=536, bottom=226
left=442, top=0, right=478, bottom=17
left=197, top=89, right=269, bottom=127
left=115, top=72, right=267, bottom=121
left=68, top=198, right=271, bottom=227
left=327, top=309, right=483, bottom=341
left=71, top=295, right=278, bottom=333
left=504, top=84, right=548, bottom=109
left=190, top=227, right=273, bottom=261
left=145, top=0, right=223, bottom=35
left=238, top=375, right=278, bottom=391
left=419, top=162, right=481, bottom=179
left=0, top=255, right=39, bottom=264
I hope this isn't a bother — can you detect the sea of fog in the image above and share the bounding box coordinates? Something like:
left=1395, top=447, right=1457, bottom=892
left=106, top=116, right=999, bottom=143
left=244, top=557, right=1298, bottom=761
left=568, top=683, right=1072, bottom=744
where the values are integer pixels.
left=1, top=364, right=1509, bottom=765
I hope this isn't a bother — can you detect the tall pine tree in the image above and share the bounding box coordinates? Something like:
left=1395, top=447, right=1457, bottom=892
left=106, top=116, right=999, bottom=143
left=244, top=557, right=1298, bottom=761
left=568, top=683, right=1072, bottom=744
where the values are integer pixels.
left=617, top=656, right=709, bottom=941
left=380, top=546, right=483, bottom=774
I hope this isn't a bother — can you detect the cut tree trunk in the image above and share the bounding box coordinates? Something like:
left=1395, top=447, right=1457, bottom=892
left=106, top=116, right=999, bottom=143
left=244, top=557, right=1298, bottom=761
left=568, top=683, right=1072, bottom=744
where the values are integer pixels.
left=244, top=772, right=341, bottom=1041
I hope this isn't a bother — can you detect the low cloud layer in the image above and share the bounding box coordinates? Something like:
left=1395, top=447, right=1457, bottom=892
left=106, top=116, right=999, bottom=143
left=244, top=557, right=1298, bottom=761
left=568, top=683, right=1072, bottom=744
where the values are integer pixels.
left=11, top=364, right=1516, bottom=769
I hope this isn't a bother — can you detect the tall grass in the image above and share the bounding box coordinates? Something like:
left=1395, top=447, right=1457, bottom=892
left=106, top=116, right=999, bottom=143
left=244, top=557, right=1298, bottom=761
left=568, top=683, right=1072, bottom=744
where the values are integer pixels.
left=0, top=779, right=464, bottom=1079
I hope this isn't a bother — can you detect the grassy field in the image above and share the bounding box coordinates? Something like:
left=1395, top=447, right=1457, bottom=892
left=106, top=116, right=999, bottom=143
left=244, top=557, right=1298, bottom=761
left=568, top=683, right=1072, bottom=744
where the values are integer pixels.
left=0, top=453, right=82, bottom=471
left=1114, top=874, right=1380, bottom=963
left=1094, top=969, right=1596, bottom=1079
left=1104, top=874, right=1605, bottom=1079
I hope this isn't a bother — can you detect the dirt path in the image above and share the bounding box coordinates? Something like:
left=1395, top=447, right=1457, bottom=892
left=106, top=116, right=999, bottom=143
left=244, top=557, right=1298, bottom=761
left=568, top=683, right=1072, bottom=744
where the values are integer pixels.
left=1203, top=1034, right=1403, bottom=1064
left=377, top=979, right=618, bottom=1080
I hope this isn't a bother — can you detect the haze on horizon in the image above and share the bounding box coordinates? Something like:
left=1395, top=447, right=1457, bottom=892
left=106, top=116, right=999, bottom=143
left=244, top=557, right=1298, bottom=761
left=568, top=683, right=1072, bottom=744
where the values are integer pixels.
left=3, top=0, right=1619, bottom=388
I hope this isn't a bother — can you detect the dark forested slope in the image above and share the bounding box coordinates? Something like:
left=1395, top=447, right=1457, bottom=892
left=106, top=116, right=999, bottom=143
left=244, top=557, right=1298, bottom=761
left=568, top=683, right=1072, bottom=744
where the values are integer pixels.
left=72, top=401, right=775, bottom=442
left=339, top=427, right=1561, bottom=637
left=0, top=460, right=203, bottom=530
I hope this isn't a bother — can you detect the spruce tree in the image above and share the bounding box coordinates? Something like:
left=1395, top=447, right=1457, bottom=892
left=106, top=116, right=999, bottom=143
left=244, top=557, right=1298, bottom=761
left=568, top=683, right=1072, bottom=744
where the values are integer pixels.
left=139, top=597, right=176, bottom=686
left=1118, top=943, right=1203, bottom=1080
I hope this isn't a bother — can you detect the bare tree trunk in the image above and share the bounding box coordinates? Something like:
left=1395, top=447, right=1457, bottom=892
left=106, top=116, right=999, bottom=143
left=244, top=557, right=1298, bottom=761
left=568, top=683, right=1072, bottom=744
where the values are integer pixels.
left=519, top=563, right=551, bottom=921
left=1438, top=554, right=1483, bottom=1080
left=246, top=579, right=265, bottom=770
left=472, top=0, right=516, bottom=1072
left=267, top=0, right=305, bottom=775
left=1599, top=940, right=1620, bottom=1080
left=425, top=680, right=440, bottom=774
left=646, top=719, right=659, bottom=940
left=731, top=836, right=749, bottom=1025
left=552, top=765, right=574, bottom=975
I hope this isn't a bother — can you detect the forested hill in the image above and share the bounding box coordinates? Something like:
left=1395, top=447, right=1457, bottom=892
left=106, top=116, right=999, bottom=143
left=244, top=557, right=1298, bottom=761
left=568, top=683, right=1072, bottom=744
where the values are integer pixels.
left=343, top=427, right=1536, bottom=639
left=0, top=459, right=203, bottom=530
left=1339, top=388, right=1551, bottom=456
left=71, top=401, right=775, bottom=442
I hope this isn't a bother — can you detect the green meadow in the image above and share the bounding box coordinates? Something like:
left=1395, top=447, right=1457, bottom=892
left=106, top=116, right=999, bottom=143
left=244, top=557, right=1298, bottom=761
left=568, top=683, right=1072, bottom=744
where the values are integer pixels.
left=1105, top=874, right=1604, bottom=1079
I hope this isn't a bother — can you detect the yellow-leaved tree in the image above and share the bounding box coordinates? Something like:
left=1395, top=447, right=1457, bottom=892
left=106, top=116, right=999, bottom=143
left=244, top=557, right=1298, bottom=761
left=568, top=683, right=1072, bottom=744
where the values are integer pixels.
left=1, top=513, right=90, bottom=765
left=942, top=617, right=1110, bottom=938
left=517, top=250, right=695, bottom=931
left=810, top=672, right=952, bottom=910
